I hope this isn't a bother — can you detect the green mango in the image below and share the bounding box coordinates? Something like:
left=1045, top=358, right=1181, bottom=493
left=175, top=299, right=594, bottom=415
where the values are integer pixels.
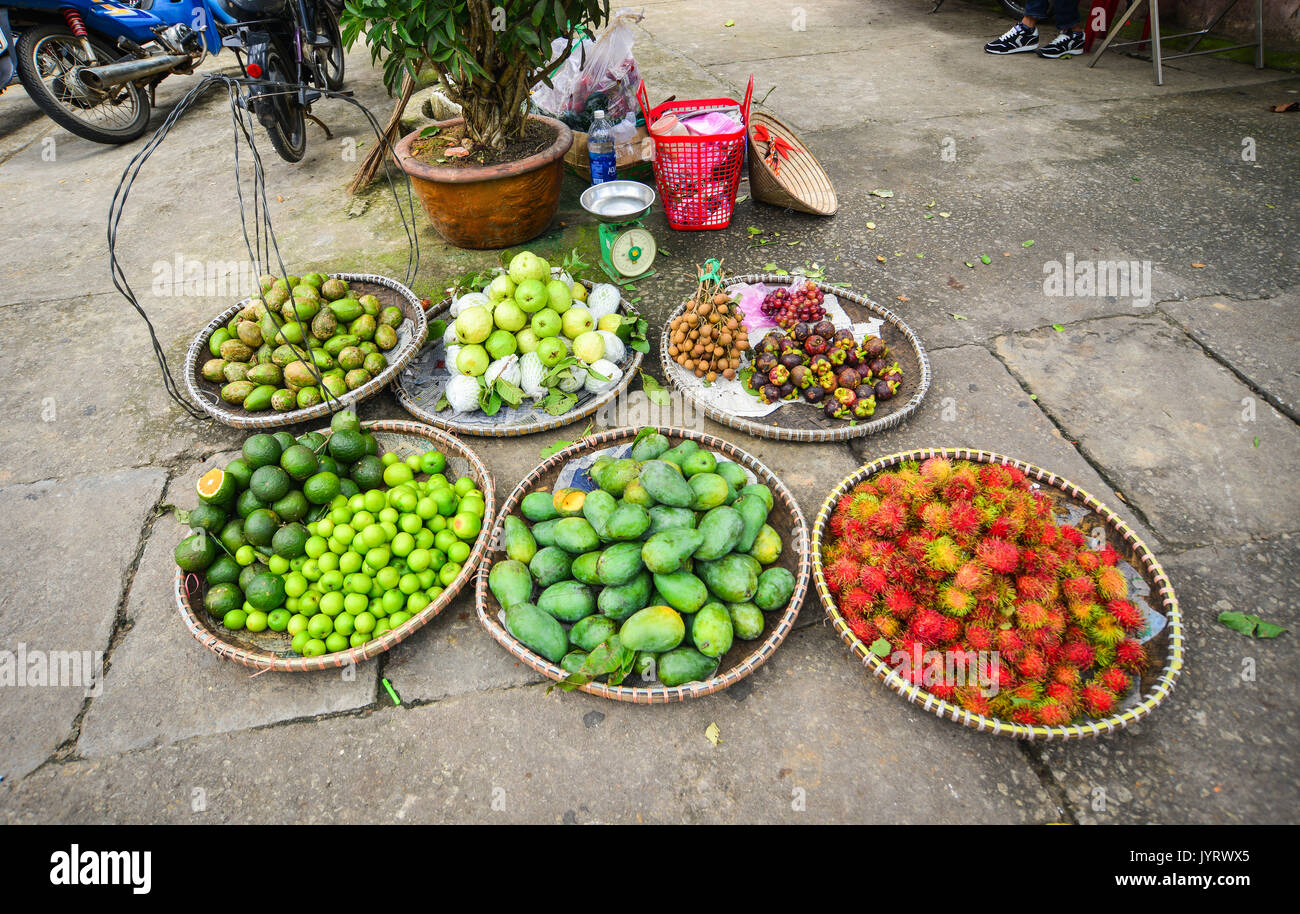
left=618, top=605, right=685, bottom=653
left=689, top=473, right=730, bottom=511
left=739, top=483, right=774, bottom=512
left=220, top=380, right=255, bottom=404
left=660, top=440, right=700, bottom=469
left=560, top=650, right=589, bottom=675
left=596, top=541, right=645, bottom=586
left=755, top=566, right=796, bottom=612
left=691, top=603, right=734, bottom=658
left=652, top=571, right=708, bottom=615
left=521, top=490, right=562, bottom=522
left=696, top=554, right=759, bottom=604
left=242, top=384, right=276, bottom=412
left=633, top=651, right=658, bottom=680
left=630, top=431, right=670, bottom=462
left=323, top=334, right=360, bottom=357
left=329, top=298, right=365, bottom=323
left=749, top=524, right=783, bottom=566
left=272, top=343, right=306, bottom=367
left=553, top=517, right=600, bottom=555
left=505, top=602, right=567, bottom=663
left=595, top=457, right=640, bottom=497
left=349, top=313, right=377, bottom=342
left=715, top=460, right=749, bottom=491
left=537, top=580, right=595, bottom=623
left=693, top=506, right=744, bottom=561
left=569, top=615, right=617, bottom=652
left=728, top=603, right=765, bottom=640
left=622, top=479, right=656, bottom=507
left=223, top=361, right=250, bottom=384
left=530, top=519, right=561, bottom=548
left=641, top=528, right=705, bottom=575
left=489, top=559, right=533, bottom=608
left=571, top=551, right=603, bottom=585
left=646, top=505, right=696, bottom=537
left=597, top=569, right=652, bottom=621
left=246, top=362, right=283, bottom=387
left=638, top=460, right=693, bottom=509
left=681, top=449, right=717, bottom=477
left=528, top=546, right=573, bottom=588
left=503, top=515, right=537, bottom=564
left=581, top=489, right=617, bottom=539
left=731, top=493, right=770, bottom=554
left=605, top=502, right=651, bottom=542
left=657, top=646, right=718, bottom=687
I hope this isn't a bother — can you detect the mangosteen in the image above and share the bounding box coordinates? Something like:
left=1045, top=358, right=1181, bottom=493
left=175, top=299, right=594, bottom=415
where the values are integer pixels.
left=823, top=398, right=841, bottom=419
left=808, top=353, right=832, bottom=375
left=854, top=383, right=875, bottom=402
left=768, top=364, right=790, bottom=386
left=862, top=336, right=886, bottom=359
left=843, top=348, right=861, bottom=368
left=854, top=396, right=876, bottom=419
left=754, top=351, right=778, bottom=375
left=779, top=351, right=805, bottom=370
left=874, top=379, right=896, bottom=401
left=779, top=381, right=795, bottom=400
left=813, top=320, right=835, bottom=339
left=868, top=357, right=888, bottom=377
left=837, top=367, right=862, bottom=390
left=832, top=329, right=856, bottom=350
left=804, top=336, right=829, bottom=358
left=816, top=370, right=837, bottom=392
left=828, top=347, right=847, bottom=368
left=833, top=386, right=857, bottom=408
left=758, top=333, right=783, bottom=356
left=760, top=384, right=781, bottom=403
left=790, top=364, right=812, bottom=389
left=804, top=385, right=826, bottom=404
left=791, top=322, right=811, bottom=342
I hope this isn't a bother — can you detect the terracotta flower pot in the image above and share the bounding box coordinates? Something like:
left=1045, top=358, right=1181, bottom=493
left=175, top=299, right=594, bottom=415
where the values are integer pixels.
left=394, top=115, right=573, bottom=250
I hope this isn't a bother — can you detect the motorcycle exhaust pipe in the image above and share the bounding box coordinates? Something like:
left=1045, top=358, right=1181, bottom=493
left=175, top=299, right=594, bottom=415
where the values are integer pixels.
left=78, top=54, right=190, bottom=91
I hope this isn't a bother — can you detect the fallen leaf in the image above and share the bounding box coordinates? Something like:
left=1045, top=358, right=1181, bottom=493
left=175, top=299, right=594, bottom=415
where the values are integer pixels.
left=876, top=255, right=887, bottom=263
left=980, top=255, right=992, bottom=265
left=869, top=638, right=891, bottom=657
left=705, top=722, right=722, bottom=745
left=897, top=295, right=910, bottom=302
left=1192, top=262, right=1206, bottom=268
left=1219, top=611, right=1288, bottom=639
left=947, top=276, right=964, bottom=290
left=865, top=221, right=876, bottom=230
left=939, top=212, right=951, bottom=218
left=950, top=313, right=967, bottom=320
left=1052, top=324, right=1066, bottom=332
left=1253, top=436, right=1260, bottom=448
left=1022, top=239, right=1035, bottom=247
left=747, top=226, right=763, bottom=236
left=869, top=189, right=894, bottom=198
left=964, top=261, right=975, bottom=269
left=723, top=19, right=735, bottom=27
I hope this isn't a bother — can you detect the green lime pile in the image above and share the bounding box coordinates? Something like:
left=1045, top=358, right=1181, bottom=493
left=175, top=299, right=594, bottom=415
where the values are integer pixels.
left=487, top=429, right=796, bottom=689
left=174, top=412, right=485, bottom=658
left=202, top=272, right=406, bottom=413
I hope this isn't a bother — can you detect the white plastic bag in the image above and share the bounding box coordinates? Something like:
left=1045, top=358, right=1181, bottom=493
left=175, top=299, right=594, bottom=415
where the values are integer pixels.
left=532, top=8, right=643, bottom=130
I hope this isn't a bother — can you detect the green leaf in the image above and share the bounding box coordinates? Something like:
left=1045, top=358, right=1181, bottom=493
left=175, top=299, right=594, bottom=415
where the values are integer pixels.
left=1218, top=611, right=1287, bottom=639
left=1052, top=324, right=1066, bottom=332
left=979, top=255, right=992, bottom=265
left=1022, top=239, right=1035, bottom=247
left=495, top=378, right=523, bottom=407
left=869, top=638, right=891, bottom=657
left=747, top=226, right=763, bottom=236
left=418, top=125, right=441, bottom=138
left=539, top=438, right=573, bottom=459
left=869, top=189, right=894, bottom=198
left=1253, top=436, right=1260, bottom=448
left=640, top=372, right=670, bottom=406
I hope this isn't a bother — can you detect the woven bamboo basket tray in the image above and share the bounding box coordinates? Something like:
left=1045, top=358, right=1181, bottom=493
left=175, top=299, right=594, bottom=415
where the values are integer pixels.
left=661, top=273, right=931, bottom=442
left=748, top=111, right=837, bottom=216
left=476, top=426, right=810, bottom=702
left=812, top=448, right=1184, bottom=739
left=394, top=280, right=643, bottom=437
left=174, top=419, right=495, bottom=672
left=184, top=273, right=427, bottom=430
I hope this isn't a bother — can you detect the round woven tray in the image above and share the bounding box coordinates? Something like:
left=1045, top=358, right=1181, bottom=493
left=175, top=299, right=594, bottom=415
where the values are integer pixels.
left=174, top=419, right=495, bottom=672
left=812, top=447, right=1184, bottom=739
left=394, top=281, right=644, bottom=437
left=184, top=273, right=428, bottom=430
left=660, top=273, right=931, bottom=442
left=748, top=111, right=838, bottom=216
left=475, top=426, right=809, bottom=702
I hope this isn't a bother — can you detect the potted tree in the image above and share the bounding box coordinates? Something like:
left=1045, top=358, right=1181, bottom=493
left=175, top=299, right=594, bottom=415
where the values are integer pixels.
left=341, top=1, right=611, bottom=250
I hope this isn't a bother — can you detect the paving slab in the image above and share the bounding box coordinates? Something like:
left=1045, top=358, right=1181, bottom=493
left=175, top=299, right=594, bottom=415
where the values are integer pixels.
left=1036, top=534, right=1300, bottom=824
left=0, top=624, right=1058, bottom=824
left=75, top=453, right=379, bottom=759
left=995, top=316, right=1300, bottom=548
left=0, top=467, right=166, bottom=780
left=848, top=344, right=1158, bottom=544
left=1160, top=291, right=1300, bottom=422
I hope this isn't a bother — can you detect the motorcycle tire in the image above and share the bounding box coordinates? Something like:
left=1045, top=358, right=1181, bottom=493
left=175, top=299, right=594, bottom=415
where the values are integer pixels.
left=316, top=2, right=345, bottom=92
left=257, top=40, right=307, bottom=163
left=15, top=24, right=152, bottom=145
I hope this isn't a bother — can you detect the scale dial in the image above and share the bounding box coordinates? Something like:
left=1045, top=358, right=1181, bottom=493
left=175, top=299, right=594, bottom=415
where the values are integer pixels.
left=609, top=226, right=656, bottom=277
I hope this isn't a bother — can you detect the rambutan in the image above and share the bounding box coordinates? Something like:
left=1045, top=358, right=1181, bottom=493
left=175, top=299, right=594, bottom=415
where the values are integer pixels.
left=996, top=628, right=1025, bottom=655
left=1059, top=525, right=1085, bottom=547
left=872, top=615, right=900, bottom=638
left=986, top=515, right=1017, bottom=540
left=1017, top=649, right=1048, bottom=681
left=924, top=535, right=964, bottom=574
left=1011, top=707, right=1037, bottom=726
left=958, top=688, right=992, bottom=716
left=928, top=681, right=957, bottom=701
left=978, top=464, right=1010, bottom=489
left=1015, top=601, right=1050, bottom=630
left=867, top=499, right=907, bottom=538
left=1062, top=575, right=1096, bottom=603
left=841, top=587, right=873, bottom=617
left=954, top=561, right=988, bottom=593
left=1035, top=699, right=1072, bottom=727
left=874, top=473, right=905, bottom=497
left=1091, top=614, right=1126, bottom=647
left=1107, top=599, right=1144, bottom=632
left=1009, top=681, right=1041, bottom=702
left=846, top=616, right=877, bottom=643
left=976, top=538, right=1019, bottom=574
left=947, top=500, right=980, bottom=536
left=1075, top=551, right=1100, bottom=572
left=1003, top=464, right=1027, bottom=487
left=1046, top=681, right=1078, bottom=706
left=828, top=513, right=846, bottom=536
left=1116, top=638, right=1148, bottom=671
left=1069, top=601, right=1099, bottom=626
left=920, top=456, right=954, bottom=482
left=965, top=624, right=995, bottom=652
left=1016, top=573, right=1053, bottom=602
left=859, top=565, right=889, bottom=597
left=920, top=501, right=950, bottom=534
left=1032, top=626, right=1061, bottom=652
left=911, top=609, right=947, bottom=645
left=939, top=585, right=974, bottom=617
left=882, top=586, right=916, bottom=618
left=939, top=617, right=963, bottom=643
left=1082, top=683, right=1116, bottom=717
left=1061, top=641, right=1096, bottom=668
left=1100, top=666, right=1131, bottom=694
left=825, top=555, right=863, bottom=592
left=1096, top=565, right=1129, bottom=601
left=1053, top=664, right=1082, bottom=687
left=1097, top=544, right=1119, bottom=566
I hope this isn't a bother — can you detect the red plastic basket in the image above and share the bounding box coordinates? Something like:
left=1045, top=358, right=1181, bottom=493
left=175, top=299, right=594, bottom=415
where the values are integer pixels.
left=638, top=77, right=753, bottom=231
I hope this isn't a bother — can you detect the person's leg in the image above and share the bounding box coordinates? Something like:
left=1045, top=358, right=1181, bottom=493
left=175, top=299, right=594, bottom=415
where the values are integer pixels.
left=1037, top=1, right=1086, bottom=56
left=985, top=2, right=1044, bottom=54
left=1055, top=0, right=1083, bottom=31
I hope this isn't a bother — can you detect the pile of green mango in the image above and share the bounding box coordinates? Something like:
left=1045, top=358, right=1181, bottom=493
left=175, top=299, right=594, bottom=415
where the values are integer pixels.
left=201, top=272, right=405, bottom=413
left=488, top=429, right=797, bottom=689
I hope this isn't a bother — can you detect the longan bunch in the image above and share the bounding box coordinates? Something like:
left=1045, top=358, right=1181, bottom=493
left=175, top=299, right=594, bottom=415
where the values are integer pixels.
left=668, top=268, right=749, bottom=383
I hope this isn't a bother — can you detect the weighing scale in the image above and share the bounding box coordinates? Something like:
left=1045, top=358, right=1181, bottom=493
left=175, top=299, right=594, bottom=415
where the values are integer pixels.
left=579, top=180, right=658, bottom=280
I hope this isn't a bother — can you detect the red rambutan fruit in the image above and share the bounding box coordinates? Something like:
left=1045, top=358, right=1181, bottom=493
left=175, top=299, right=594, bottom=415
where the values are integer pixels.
left=1032, top=627, right=1061, bottom=653
left=1061, top=641, right=1096, bottom=668
left=846, top=615, right=877, bottom=643
left=939, top=585, right=974, bottom=617
left=965, top=624, right=995, bottom=652
left=920, top=456, right=954, bottom=482
left=1100, top=666, right=1131, bottom=694
left=1017, top=649, right=1048, bottom=681
left=1082, top=683, right=1116, bottom=717
left=958, top=688, right=992, bottom=716
left=825, top=555, right=863, bottom=592
left=1098, top=544, right=1119, bottom=566
left=939, top=617, right=963, bottom=643
left=920, top=501, right=950, bottom=535
left=954, top=561, right=988, bottom=593
left=1076, top=551, right=1100, bottom=572
left=996, top=628, right=1025, bottom=655
left=841, top=587, right=873, bottom=617
left=1069, top=601, right=1099, bottom=626
left=1063, top=575, right=1097, bottom=603
left=978, top=464, right=1011, bottom=489
left=1092, top=614, right=1126, bottom=647
left=1116, top=638, right=1148, bottom=671
left=1035, top=699, right=1073, bottom=727
left=976, top=538, right=1019, bottom=574
left=1011, top=707, right=1038, bottom=726
left=911, top=609, right=948, bottom=645
left=1003, top=464, right=1027, bottom=487
left=859, top=565, right=889, bottom=597
left=927, top=682, right=958, bottom=701
left=867, top=499, right=908, bottom=538
left=1016, top=601, right=1050, bottom=630
left=1053, top=664, right=1082, bottom=687
left=872, top=615, right=900, bottom=638
left=1108, top=599, right=1144, bottom=632
left=1016, top=574, right=1053, bottom=603
left=1046, top=681, right=1078, bottom=705
left=1059, top=525, right=1085, bottom=547
left=828, top=513, right=846, bottom=536
left=947, top=500, right=980, bottom=537
left=1096, top=565, right=1129, bottom=601
left=882, top=586, right=915, bottom=618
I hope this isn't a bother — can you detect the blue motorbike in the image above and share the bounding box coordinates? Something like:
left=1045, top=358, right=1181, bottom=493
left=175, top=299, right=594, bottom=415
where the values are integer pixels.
left=0, top=0, right=344, bottom=160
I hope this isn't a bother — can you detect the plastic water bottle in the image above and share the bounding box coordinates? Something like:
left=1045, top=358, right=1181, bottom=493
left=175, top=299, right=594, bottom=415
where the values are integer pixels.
left=587, top=110, right=617, bottom=185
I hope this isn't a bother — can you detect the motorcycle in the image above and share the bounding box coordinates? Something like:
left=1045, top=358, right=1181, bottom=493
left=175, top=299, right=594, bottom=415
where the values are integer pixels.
left=0, top=0, right=345, bottom=161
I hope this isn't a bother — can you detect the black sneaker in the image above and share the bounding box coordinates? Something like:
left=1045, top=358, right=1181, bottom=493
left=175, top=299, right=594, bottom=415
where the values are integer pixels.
left=984, top=24, right=1039, bottom=55
left=1037, top=30, right=1085, bottom=58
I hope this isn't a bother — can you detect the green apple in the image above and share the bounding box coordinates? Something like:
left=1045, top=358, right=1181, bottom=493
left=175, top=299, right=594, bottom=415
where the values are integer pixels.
left=530, top=308, right=562, bottom=339
left=455, top=306, right=493, bottom=344
left=515, top=328, right=541, bottom=354
left=537, top=337, right=567, bottom=367
left=545, top=280, right=572, bottom=314
left=572, top=330, right=605, bottom=364
left=561, top=306, right=594, bottom=340
left=492, top=299, right=526, bottom=333
left=508, top=251, right=550, bottom=285
left=485, top=329, right=518, bottom=360
left=486, top=274, right=516, bottom=304
left=514, top=278, right=548, bottom=314
left=597, top=313, right=623, bottom=334
left=456, top=344, right=490, bottom=377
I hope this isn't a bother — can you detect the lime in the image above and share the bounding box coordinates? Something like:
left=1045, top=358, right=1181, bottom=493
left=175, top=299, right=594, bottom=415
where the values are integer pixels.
left=447, top=541, right=470, bottom=565
left=297, top=431, right=327, bottom=452
left=407, top=592, right=430, bottom=614
left=302, top=638, right=327, bottom=657
left=197, top=468, right=237, bottom=505
left=317, top=455, right=341, bottom=476
left=224, top=457, right=254, bottom=490
left=272, top=523, right=310, bottom=559
left=339, top=478, right=360, bottom=499
left=244, top=509, right=279, bottom=548
left=205, top=582, right=243, bottom=617
left=317, top=552, right=339, bottom=572
left=438, top=562, right=462, bottom=586
left=305, top=535, right=328, bottom=559
left=373, top=619, right=392, bottom=637
left=349, top=455, right=385, bottom=491
left=223, top=609, right=248, bottom=630
left=404, top=454, right=423, bottom=473
left=188, top=503, right=228, bottom=536
left=378, top=507, right=399, bottom=525
left=245, top=572, right=287, bottom=611
left=364, top=546, right=390, bottom=573
left=420, top=450, right=446, bottom=475
left=287, top=613, right=309, bottom=636
left=398, top=573, right=420, bottom=595
left=458, top=493, right=485, bottom=517
left=280, top=444, right=320, bottom=481
left=267, top=555, right=290, bottom=575
left=249, top=465, right=292, bottom=503
left=308, top=613, right=335, bottom=640
left=291, top=631, right=310, bottom=654
left=303, top=471, right=341, bottom=505
left=235, top=545, right=257, bottom=567
left=389, top=610, right=412, bottom=627
left=389, top=488, right=418, bottom=515
left=349, top=631, right=370, bottom=648
left=330, top=409, right=362, bottom=434
left=272, top=430, right=296, bottom=451
left=245, top=610, right=269, bottom=633
left=380, top=452, right=399, bottom=467
left=415, top=529, right=436, bottom=551
left=451, top=511, right=481, bottom=540
left=272, top=490, right=310, bottom=523
left=235, top=488, right=266, bottom=519
left=206, top=555, right=242, bottom=586
left=324, top=632, right=349, bottom=653
left=339, top=551, right=363, bottom=575
left=417, top=569, right=436, bottom=589
left=267, top=609, right=292, bottom=632
left=242, top=433, right=282, bottom=469
left=318, top=593, right=344, bottom=619
left=391, top=532, right=415, bottom=557
left=433, top=487, right=458, bottom=517
left=319, top=570, right=344, bottom=593
left=383, top=462, right=414, bottom=488
left=329, top=429, right=368, bottom=464
left=363, top=434, right=378, bottom=456
left=398, top=514, right=422, bottom=536
left=174, top=533, right=217, bottom=572
left=454, top=477, right=477, bottom=497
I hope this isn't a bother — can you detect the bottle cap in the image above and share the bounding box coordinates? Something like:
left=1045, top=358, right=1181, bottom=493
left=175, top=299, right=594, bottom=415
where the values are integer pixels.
left=594, top=110, right=605, bottom=119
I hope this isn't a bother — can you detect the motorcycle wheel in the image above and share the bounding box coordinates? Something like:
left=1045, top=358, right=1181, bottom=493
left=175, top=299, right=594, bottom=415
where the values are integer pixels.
left=316, top=3, right=345, bottom=92
left=258, top=41, right=307, bottom=163
left=15, top=24, right=152, bottom=144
